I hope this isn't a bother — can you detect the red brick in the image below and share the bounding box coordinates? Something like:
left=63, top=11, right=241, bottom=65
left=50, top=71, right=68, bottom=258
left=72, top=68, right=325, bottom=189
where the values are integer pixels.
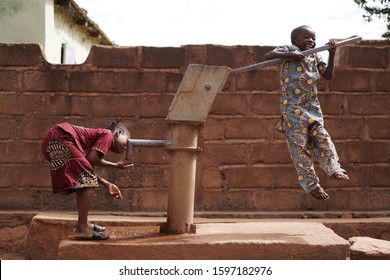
left=330, top=70, right=372, bottom=92
left=45, top=95, right=89, bottom=116
left=0, top=189, right=35, bottom=209
left=346, top=141, right=390, bottom=163
left=0, top=141, right=44, bottom=164
left=139, top=95, right=173, bottom=117
left=367, top=189, right=390, bottom=210
left=201, top=143, right=248, bottom=167
left=91, top=95, right=140, bottom=117
left=133, top=189, right=168, bottom=211
left=235, top=69, right=280, bottom=91
left=372, top=166, right=390, bottom=187
left=36, top=189, right=78, bottom=210
left=70, top=71, right=163, bottom=93
left=163, top=72, right=182, bottom=93
left=207, top=45, right=251, bottom=68
left=0, top=70, right=18, bottom=91
left=116, top=165, right=142, bottom=187
left=140, top=166, right=169, bottom=188
left=0, top=117, right=18, bottom=139
left=141, top=47, right=184, bottom=68
left=0, top=165, right=19, bottom=187
left=201, top=190, right=258, bottom=210
left=70, top=71, right=112, bottom=92
left=0, top=43, right=46, bottom=66
left=254, top=46, right=278, bottom=64
left=347, top=94, right=390, bottom=115
left=366, top=118, right=390, bottom=139
left=325, top=117, right=364, bottom=140
left=202, top=168, right=222, bottom=189
left=375, top=71, right=390, bottom=92
left=184, top=45, right=207, bottom=65
left=274, top=165, right=300, bottom=187
left=22, top=70, right=67, bottom=92
left=318, top=165, right=371, bottom=189
left=318, top=94, right=344, bottom=115
left=211, top=93, right=248, bottom=115
left=118, top=72, right=163, bottom=93
left=348, top=46, right=388, bottom=69
left=136, top=148, right=170, bottom=165
left=201, top=118, right=224, bottom=140
left=17, top=164, right=51, bottom=187
left=0, top=94, right=43, bottom=116
left=250, top=142, right=291, bottom=164
left=252, top=189, right=305, bottom=211
left=19, top=118, right=59, bottom=140
left=224, top=166, right=275, bottom=188
left=330, top=188, right=371, bottom=211
left=127, top=119, right=170, bottom=141
left=224, top=118, right=269, bottom=139
left=249, top=93, right=280, bottom=115
left=332, top=140, right=348, bottom=162
left=87, top=46, right=137, bottom=68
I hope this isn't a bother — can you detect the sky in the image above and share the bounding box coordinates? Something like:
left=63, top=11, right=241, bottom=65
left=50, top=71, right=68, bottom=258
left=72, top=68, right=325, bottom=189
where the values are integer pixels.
left=75, top=0, right=387, bottom=47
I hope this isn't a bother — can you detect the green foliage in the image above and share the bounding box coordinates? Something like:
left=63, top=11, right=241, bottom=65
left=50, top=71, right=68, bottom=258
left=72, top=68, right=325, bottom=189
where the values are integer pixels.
left=354, top=0, right=390, bottom=39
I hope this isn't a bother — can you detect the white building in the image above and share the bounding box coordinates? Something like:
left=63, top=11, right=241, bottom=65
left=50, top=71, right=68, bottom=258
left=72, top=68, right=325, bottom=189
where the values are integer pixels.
left=0, top=0, right=112, bottom=64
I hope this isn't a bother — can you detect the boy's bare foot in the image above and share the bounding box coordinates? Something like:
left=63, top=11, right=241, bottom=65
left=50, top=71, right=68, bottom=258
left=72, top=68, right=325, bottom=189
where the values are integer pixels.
left=332, top=172, right=349, bottom=180
left=310, top=186, right=329, bottom=200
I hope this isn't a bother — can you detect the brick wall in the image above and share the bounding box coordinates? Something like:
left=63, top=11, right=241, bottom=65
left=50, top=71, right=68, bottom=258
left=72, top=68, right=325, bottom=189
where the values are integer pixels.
left=0, top=41, right=389, bottom=212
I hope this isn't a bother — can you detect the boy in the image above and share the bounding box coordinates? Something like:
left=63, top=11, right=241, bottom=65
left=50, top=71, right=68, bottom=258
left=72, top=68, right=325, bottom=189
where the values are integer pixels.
left=265, top=25, right=349, bottom=200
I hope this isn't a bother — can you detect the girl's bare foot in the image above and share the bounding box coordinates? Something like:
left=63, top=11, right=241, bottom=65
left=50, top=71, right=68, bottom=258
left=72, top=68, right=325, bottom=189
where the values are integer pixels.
left=88, top=223, right=106, bottom=232
left=73, top=228, right=109, bottom=240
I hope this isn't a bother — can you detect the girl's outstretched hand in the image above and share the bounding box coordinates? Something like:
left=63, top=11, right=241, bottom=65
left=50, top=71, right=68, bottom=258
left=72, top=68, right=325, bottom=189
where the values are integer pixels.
left=107, top=183, right=123, bottom=200
left=116, top=161, right=134, bottom=170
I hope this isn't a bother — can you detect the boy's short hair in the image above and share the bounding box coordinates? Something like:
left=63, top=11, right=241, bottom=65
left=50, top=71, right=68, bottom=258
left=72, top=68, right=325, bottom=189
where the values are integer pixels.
left=290, top=25, right=311, bottom=43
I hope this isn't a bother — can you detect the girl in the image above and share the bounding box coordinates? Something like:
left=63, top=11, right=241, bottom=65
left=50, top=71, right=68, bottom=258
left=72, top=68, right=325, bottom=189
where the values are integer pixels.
left=265, top=25, right=349, bottom=200
left=41, top=121, right=133, bottom=240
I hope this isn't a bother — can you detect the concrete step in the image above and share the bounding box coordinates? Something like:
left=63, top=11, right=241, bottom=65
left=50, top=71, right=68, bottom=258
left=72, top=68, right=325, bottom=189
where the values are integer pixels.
left=58, top=222, right=349, bottom=260
left=23, top=212, right=390, bottom=260
left=26, top=212, right=164, bottom=260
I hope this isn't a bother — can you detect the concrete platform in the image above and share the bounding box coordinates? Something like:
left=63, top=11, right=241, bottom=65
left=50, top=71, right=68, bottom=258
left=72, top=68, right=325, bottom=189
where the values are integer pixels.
left=20, top=212, right=390, bottom=260
left=58, top=222, right=349, bottom=260
left=26, top=212, right=165, bottom=260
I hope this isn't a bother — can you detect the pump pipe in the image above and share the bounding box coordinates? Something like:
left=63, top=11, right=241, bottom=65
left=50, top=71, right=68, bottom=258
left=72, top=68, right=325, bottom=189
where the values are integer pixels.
left=126, top=139, right=171, bottom=160
left=230, top=36, right=362, bottom=76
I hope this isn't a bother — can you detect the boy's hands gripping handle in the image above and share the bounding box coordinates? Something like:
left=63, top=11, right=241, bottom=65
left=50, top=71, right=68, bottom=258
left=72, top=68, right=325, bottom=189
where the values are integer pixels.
left=230, top=36, right=362, bottom=75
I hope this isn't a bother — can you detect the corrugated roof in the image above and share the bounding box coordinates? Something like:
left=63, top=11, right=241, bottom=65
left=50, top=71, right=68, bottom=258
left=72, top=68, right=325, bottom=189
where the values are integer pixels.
left=55, top=0, right=113, bottom=45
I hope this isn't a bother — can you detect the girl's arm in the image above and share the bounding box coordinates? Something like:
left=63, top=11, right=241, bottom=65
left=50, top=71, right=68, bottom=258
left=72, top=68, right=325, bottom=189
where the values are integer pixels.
left=86, top=150, right=133, bottom=169
left=96, top=174, right=123, bottom=200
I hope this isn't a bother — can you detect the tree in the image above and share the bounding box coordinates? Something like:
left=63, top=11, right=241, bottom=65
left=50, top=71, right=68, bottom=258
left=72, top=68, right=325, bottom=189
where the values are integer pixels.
left=354, top=0, right=390, bottom=39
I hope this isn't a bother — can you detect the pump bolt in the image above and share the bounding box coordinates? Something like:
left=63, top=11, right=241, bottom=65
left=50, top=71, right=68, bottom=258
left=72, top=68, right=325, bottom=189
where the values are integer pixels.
left=204, top=82, right=212, bottom=90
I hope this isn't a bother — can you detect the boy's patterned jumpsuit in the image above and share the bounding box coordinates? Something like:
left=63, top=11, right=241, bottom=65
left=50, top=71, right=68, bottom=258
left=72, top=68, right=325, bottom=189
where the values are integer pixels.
left=275, top=45, right=343, bottom=193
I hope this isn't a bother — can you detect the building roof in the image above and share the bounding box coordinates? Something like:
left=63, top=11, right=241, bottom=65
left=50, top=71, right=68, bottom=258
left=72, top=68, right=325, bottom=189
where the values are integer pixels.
left=55, top=0, right=113, bottom=45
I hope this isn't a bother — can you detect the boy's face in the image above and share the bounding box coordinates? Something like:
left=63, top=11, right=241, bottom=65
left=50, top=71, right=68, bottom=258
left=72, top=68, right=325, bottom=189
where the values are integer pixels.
left=293, top=26, right=316, bottom=51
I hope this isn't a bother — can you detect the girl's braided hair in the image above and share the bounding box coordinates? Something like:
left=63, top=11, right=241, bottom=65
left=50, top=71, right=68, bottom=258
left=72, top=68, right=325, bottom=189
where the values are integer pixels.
left=106, top=118, right=130, bottom=137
